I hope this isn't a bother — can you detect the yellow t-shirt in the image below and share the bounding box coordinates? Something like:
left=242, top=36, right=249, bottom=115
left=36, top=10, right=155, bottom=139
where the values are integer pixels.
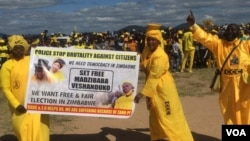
left=114, top=91, right=133, bottom=110
left=52, top=71, right=64, bottom=81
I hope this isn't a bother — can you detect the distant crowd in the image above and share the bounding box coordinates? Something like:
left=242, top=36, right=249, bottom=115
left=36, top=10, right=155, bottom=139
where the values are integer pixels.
left=1, top=22, right=250, bottom=70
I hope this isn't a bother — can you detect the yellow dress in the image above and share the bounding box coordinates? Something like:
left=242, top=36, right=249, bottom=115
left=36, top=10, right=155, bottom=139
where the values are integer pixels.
left=0, top=56, right=50, bottom=141
left=141, top=46, right=194, bottom=141
left=192, top=24, right=250, bottom=124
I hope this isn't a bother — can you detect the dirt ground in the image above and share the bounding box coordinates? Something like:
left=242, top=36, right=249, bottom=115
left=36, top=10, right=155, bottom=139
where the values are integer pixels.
left=0, top=68, right=223, bottom=141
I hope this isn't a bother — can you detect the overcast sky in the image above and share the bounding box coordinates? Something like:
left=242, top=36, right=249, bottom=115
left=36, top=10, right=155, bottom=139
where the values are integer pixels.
left=0, top=0, right=249, bottom=35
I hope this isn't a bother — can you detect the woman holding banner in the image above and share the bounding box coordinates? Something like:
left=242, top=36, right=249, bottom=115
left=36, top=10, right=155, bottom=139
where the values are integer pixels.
left=0, top=35, right=50, bottom=141
left=134, top=24, right=194, bottom=141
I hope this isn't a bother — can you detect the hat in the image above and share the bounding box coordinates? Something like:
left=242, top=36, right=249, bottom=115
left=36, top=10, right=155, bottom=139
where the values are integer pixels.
left=0, top=39, right=5, bottom=43
left=53, top=58, right=65, bottom=69
left=8, top=35, right=29, bottom=53
left=35, top=59, right=50, bottom=71
left=146, top=23, right=163, bottom=42
left=140, top=23, right=163, bottom=67
left=177, top=30, right=183, bottom=34
left=146, top=23, right=161, bottom=31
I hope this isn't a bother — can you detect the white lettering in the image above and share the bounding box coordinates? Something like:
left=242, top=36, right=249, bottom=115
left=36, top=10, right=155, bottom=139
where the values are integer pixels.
left=239, top=129, right=246, bottom=136
left=226, top=129, right=246, bottom=136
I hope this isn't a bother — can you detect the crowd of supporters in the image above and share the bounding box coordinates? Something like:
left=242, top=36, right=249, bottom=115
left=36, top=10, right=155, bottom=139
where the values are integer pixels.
left=1, top=22, right=250, bottom=71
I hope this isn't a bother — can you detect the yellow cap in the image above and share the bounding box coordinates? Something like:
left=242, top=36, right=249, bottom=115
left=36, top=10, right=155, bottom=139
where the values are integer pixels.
left=177, top=30, right=183, bottom=34
left=0, top=39, right=5, bottom=43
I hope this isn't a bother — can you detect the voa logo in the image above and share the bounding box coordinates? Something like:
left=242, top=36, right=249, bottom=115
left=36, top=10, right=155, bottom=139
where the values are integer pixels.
left=226, top=129, right=246, bottom=136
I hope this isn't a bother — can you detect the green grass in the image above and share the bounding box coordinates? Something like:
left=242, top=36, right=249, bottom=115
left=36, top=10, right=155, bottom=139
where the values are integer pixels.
left=172, top=68, right=216, bottom=96
left=138, top=68, right=217, bottom=97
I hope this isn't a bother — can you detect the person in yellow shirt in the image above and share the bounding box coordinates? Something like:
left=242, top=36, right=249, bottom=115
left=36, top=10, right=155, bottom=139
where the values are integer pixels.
left=113, top=81, right=134, bottom=110
left=177, top=30, right=184, bottom=62
left=180, top=30, right=195, bottom=73
left=187, top=10, right=250, bottom=124
left=0, top=38, right=9, bottom=68
left=134, top=23, right=194, bottom=141
left=74, top=39, right=86, bottom=49
left=0, top=35, right=50, bottom=141
left=49, top=58, right=66, bottom=81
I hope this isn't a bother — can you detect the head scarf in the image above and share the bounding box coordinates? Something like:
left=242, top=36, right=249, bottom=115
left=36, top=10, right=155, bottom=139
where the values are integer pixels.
left=8, top=34, right=29, bottom=53
left=146, top=29, right=163, bottom=43
left=141, top=23, right=163, bottom=63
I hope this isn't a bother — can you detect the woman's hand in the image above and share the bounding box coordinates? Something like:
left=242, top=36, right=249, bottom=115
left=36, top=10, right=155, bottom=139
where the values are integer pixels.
left=16, top=105, right=27, bottom=113
left=186, top=10, right=195, bottom=26
left=134, top=93, right=144, bottom=103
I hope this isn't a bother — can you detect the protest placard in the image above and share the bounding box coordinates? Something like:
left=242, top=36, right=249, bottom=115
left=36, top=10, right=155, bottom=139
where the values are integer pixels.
left=24, top=47, right=140, bottom=118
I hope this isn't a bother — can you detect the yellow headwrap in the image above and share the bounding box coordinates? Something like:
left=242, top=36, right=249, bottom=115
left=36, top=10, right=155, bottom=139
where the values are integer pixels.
left=146, top=29, right=163, bottom=43
left=8, top=34, right=29, bottom=53
left=140, top=23, right=163, bottom=70
left=145, top=23, right=164, bottom=44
